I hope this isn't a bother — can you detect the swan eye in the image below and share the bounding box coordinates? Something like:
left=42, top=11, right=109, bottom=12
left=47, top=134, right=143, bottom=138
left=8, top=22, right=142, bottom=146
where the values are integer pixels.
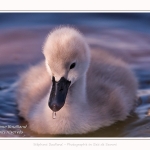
left=70, top=63, right=76, bottom=69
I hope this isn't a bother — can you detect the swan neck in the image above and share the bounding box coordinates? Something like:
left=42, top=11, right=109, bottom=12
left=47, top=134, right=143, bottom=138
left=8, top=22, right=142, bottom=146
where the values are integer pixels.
left=69, top=75, right=87, bottom=103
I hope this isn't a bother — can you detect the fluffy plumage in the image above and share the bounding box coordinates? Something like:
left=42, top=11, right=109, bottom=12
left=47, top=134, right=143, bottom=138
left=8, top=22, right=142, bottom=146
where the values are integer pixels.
left=17, top=27, right=138, bottom=134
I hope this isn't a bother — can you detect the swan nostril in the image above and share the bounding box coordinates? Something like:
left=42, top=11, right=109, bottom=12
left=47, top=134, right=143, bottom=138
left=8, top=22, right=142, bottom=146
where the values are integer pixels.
left=59, top=88, right=63, bottom=92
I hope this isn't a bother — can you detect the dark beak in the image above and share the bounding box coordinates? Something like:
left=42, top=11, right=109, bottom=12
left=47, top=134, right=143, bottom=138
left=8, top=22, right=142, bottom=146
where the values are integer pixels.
left=48, top=76, right=71, bottom=112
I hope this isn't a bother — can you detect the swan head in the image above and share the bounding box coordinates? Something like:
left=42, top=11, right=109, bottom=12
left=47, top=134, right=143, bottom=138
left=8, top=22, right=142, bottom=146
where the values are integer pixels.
left=43, top=27, right=90, bottom=112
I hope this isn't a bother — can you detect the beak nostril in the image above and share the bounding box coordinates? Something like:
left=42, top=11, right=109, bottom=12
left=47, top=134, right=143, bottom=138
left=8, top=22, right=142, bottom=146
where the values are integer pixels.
left=59, top=88, right=63, bottom=91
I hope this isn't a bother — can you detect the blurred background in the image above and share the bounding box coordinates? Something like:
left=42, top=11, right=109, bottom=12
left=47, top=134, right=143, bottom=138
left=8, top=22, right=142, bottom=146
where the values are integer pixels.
left=0, top=13, right=150, bottom=33
left=0, top=13, right=150, bottom=137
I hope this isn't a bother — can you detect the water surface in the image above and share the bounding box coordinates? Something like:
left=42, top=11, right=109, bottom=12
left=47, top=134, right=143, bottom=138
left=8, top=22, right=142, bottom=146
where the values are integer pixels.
left=0, top=13, right=150, bottom=137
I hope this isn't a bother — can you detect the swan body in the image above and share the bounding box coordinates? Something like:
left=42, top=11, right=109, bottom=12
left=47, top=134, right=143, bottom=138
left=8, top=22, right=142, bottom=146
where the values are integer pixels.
left=17, top=27, right=138, bottom=134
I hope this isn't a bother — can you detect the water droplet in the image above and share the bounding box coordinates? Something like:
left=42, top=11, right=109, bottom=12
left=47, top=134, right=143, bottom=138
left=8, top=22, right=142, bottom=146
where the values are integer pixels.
left=52, top=111, right=56, bottom=119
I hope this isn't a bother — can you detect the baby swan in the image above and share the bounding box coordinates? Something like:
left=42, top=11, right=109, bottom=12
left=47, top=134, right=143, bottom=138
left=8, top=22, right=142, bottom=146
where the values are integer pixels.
left=17, top=27, right=138, bottom=135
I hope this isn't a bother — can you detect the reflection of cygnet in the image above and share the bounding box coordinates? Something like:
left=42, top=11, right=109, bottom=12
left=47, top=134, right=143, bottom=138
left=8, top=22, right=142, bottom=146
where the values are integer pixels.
left=17, top=27, right=138, bottom=134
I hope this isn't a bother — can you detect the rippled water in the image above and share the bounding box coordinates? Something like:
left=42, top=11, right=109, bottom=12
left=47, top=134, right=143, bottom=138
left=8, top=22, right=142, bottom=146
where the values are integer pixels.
left=0, top=13, right=150, bottom=137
